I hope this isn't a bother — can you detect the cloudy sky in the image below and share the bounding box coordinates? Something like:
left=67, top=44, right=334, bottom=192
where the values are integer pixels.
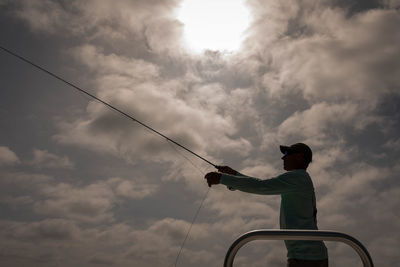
left=0, top=0, right=399, bottom=266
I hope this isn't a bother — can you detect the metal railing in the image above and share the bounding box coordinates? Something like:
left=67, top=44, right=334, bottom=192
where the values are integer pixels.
left=224, top=229, right=374, bottom=267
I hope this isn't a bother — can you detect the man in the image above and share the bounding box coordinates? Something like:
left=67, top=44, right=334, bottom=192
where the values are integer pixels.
left=205, top=143, right=328, bottom=267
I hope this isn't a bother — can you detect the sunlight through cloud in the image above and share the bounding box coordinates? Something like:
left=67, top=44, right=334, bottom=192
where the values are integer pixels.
left=177, top=0, right=252, bottom=53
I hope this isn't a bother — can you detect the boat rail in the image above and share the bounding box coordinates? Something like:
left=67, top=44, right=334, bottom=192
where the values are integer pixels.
left=224, top=229, right=373, bottom=267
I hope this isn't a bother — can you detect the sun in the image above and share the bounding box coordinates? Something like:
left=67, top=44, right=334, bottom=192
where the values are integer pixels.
left=177, top=0, right=252, bottom=53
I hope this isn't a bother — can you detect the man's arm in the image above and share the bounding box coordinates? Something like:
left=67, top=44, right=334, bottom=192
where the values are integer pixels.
left=204, top=165, right=246, bottom=188
left=205, top=171, right=310, bottom=195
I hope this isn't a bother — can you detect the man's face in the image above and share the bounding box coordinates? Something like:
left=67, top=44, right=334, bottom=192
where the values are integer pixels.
left=282, top=152, right=305, bottom=171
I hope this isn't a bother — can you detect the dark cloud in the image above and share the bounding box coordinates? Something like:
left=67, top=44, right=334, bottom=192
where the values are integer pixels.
left=331, top=0, right=382, bottom=15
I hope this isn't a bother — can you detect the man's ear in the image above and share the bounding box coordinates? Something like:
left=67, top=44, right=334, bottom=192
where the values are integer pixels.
left=294, top=153, right=306, bottom=164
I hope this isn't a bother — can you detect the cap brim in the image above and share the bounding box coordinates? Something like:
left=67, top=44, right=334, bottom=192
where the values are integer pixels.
left=280, top=145, right=291, bottom=154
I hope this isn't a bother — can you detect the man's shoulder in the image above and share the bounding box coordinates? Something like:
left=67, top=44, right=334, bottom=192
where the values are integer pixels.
left=278, top=170, right=313, bottom=185
left=280, top=169, right=310, bottom=178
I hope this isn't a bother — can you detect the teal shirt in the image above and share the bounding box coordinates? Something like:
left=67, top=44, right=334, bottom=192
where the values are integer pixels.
left=220, top=169, right=328, bottom=260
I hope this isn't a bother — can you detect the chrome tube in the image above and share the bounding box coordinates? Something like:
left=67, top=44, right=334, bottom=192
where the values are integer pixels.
left=224, top=230, right=373, bottom=267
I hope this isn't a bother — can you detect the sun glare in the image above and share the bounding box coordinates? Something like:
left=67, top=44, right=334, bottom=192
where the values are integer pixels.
left=177, top=0, right=252, bottom=53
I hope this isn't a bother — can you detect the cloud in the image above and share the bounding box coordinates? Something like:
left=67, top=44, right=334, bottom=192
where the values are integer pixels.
left=72, top=44, right=160, bottom=80
left=33, top=177, right=158, bottom=223
left=0, top=170, right=52, bottom=207
left=0, top=195, right=34, bottom=207
left=1, top=0, right=400, bottom=266
left=34, top=182, right=116, bottom=223
left=106, top=177, right=158, bottom=199
left=0, top=146, right=20, bottom=166
left=53, top=46, right=252, bottom=167
left=0, top=171, right=53, bottom=188
left=210, top=196, right=278, bottom=224
left=13, top=0, right=71, bottom=34
left=382, top=0, right=400, bottom=8
left=13, top=0, right=184, bottom=55
left=0, top=218, right=204, bottom=266
left=0, top=219, right=79, bottom=242
left=383, top=138, right=400, bottom=151
left=28, top=149, right=74, bottom=169
left=263, top=8, right=400, bottom=104
left=275, top=102, right=367, bottom=147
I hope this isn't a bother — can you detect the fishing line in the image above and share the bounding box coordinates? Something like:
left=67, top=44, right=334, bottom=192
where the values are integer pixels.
left=164, top=140, right=210, bottom=266
left=0, top=45, right=217, bottom=168
left=166, top=140, right=207, bottom=176
left=174, top=187, right=210, bottom=267
left=0, top=45, right=217, bottom=267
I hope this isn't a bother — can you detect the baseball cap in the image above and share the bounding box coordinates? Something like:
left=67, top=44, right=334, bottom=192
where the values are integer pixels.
left=280, top=143, right=312, bottom=163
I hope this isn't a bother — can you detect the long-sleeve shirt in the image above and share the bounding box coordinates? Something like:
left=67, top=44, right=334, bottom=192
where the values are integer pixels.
left=220, top=169, right=328, bottom=260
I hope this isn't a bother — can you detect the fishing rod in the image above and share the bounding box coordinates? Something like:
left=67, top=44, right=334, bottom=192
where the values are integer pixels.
left=0, top=45, right=217, bottom=168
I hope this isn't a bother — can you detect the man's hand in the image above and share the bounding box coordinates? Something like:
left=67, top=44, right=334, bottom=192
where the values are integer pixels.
left=205, top=172, right=222, bottom=187
left=216, top=165, right=238, bottom=175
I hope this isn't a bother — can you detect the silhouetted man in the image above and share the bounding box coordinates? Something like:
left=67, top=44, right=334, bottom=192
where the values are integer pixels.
left=205, top=143, right=328, bottom=267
